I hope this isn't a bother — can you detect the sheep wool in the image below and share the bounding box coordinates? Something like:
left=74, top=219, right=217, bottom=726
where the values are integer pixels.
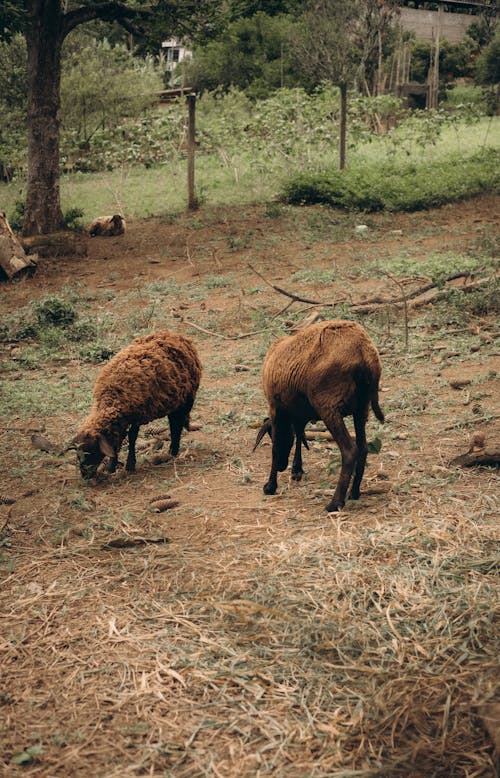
left=74, top=331, right=202, bottom=479
left=88, top=214, right=126, bottom=237
left=256, top=320, right=384, bottom=512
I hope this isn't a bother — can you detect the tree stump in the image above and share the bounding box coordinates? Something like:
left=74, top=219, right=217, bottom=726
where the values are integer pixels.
left=0, top=213, right=37, bottom=280
left=21, top=231, right=88, bottom=258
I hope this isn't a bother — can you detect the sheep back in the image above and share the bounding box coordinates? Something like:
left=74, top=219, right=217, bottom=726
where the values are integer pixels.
left=262, top=320, right=382, bottom=413
left=85, top=331, right=202, bottom=434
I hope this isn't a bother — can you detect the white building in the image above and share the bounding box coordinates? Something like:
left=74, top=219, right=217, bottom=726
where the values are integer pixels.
left=161, top=38, right=192, bottom=72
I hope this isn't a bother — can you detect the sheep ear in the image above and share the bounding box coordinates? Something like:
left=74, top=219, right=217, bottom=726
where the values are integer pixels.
left=65, top=435, right=78, bottom=451
left=98, top=434, right=115, bottom=458
left=253, top=418, right=272, bottom=452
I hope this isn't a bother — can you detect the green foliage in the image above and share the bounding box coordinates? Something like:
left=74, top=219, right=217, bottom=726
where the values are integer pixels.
left=281, top=148, right=500, bottom=212
left=0, top=34, right=28, bottom=178
left=61, top=40, right=163, bottom=147
left=63, top=206, right=84, bottom=231
left=410, top=38, right=475, bottom=84
left=0, top=33, right=27, bottom=110
left=474, top=30, right=500, bottom=85
left=33, top=297, right=77, bottom=328
left=378, top=252, right=496, bottom=285
left=185, top=12, right=301, bottom=96
left=8, top=199, right=25, bottom=231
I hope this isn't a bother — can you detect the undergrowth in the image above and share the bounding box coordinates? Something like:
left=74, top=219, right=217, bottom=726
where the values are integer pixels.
left=281, top=148, right=500, bottom=212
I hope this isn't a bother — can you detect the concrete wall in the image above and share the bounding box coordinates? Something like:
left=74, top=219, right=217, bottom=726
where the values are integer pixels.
left=400, top=7, right=475, bottom=42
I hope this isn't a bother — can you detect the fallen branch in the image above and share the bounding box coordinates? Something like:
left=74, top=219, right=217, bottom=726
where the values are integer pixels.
left=248, top=263, right=495, bottom=315
left=352, top=274, right=497, bottom=314
left=450, top=448, right=500, bottom=468
left=101, top=536, right=171, bottom=550
left=248, top=264, right=347, bottom=306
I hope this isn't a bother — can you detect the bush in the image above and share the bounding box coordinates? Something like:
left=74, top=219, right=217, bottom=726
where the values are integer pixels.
left=281, top=148, right=500, bottom=212
left=33, top=297, right=77, bottom=328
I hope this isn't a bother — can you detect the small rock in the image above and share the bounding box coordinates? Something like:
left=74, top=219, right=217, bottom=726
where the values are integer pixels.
left=449, top=378, right=471, bottom=390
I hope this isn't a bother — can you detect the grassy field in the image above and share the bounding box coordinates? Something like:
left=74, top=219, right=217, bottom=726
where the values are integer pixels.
left=0, top=192, right=499, bottom=776
left=1, top=115, right=499, bottom=224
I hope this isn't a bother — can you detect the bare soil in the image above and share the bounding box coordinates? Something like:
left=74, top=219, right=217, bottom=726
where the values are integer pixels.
left=1, top=195, right=499, bottom=777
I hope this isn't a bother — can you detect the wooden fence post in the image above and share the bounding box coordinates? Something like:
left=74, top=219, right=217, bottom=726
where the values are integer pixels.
left=187, top=94, right=198, bottom=210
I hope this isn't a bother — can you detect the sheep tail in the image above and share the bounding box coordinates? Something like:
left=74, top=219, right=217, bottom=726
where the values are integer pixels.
left=371, top=387, right=385, bottom=423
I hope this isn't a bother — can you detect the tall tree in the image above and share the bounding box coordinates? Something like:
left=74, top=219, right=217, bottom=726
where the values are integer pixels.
left=1, top=1, right=222, bottom=236
left=292, top=0, right=398, bottom=169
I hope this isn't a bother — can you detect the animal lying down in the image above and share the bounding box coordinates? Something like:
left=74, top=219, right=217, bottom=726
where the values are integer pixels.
left=87, top=214, right=126, bottom=237
left=254, top=320, right=385, bottom=512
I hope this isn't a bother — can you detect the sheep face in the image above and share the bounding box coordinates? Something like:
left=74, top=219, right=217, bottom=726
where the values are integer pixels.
left=74, top=432, right=115, bottom=479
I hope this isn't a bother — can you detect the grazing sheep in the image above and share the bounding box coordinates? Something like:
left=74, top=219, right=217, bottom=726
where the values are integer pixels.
left=254, top=320, right=384, bottom=512
left=73, top=331, right=202, bottom=479
left=87, top=214, right=126, bottom=237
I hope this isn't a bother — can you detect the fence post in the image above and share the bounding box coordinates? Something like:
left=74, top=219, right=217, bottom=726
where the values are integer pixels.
left=187, top=94, right=198, bottom=210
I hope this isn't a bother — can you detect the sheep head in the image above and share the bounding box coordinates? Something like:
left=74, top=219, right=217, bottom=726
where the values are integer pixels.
left=72, top=431, right=115, bottom=479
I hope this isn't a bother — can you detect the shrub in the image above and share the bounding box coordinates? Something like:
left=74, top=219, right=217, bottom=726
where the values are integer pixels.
left=281, top=148, right=500, bottom=212
left=33, top=297, right=77, bottom=328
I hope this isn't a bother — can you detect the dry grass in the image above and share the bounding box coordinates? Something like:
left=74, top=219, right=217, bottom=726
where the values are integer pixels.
left=1, top=198, right=499, bottom=777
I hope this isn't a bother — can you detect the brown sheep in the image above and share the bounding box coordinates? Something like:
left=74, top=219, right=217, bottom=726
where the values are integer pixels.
left=87, top=214, right=126, bottom=237
left=254, top=320, right=384, bottom=512
left=73, top=331, right=202, bottom=479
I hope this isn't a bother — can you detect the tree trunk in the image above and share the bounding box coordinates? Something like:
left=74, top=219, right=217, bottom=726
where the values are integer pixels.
left=339, top=81, right=347, bottom=171
left=23, top=0, right=65, bottom=236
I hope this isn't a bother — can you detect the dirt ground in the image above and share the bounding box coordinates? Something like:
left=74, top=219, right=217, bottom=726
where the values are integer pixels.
left=0, top=195, right=499, bottom=777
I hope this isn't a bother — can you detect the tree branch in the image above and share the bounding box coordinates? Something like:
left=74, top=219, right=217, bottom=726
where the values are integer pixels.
left=62, top=2, right=151, bottom=39
left=247, top=264, right=348, bottom=307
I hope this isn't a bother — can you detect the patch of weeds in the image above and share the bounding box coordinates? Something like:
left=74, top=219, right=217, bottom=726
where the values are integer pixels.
left=203, top=273, right=234, bottom=290
left=291, top=267, right=337, bottom=284
left=469, top=227, right=500, bottom=258
left=15, top=321, right=39, bottom=341
left=378, top=252, right=496, bottom=286
left=443, top=285, right=500, bottom=318
left=63, top=206, right=84, bottom=232
left=68, top=494, right=94, bottom=511
left=227, top=234, right=251, bottom=251
left=65, top=320, right=98, bottom=342
left=264, top=201, right=284, bottom=219
left=143, top=279, right=181, bottom=297
left=388, top=384, right=429, bottom=413
left=8, top=200, right=25, bottom=232
left=33, top=296, right=77, bottom=328
left=78, top=344, right=115, bottom=363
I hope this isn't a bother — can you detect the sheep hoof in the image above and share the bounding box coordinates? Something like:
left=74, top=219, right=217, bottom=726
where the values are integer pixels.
left=263, top=482, right=277, bottom=495
left=349, top=491, right=360, bottom=501
left=291, top=471, right=303, bottom=482
left=325, top=501, right=343, bottom=512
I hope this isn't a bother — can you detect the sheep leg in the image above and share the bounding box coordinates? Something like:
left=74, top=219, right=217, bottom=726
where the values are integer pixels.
left=350, top=409, right=368, bottom=500
left=168, top=408, right=187, bottom=456
left=323, top=414, right=357, bottom=512
left=263, top=413, right=294, bottom=495
left=125, top=424, right=140, bottom=472
left=291, top=422, right=305, bottom=481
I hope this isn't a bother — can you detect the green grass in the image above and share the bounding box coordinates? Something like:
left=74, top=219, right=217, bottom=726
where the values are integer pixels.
left=282, top=147, right=500, bottom=212
left=2, top=115, right=498, bottom=223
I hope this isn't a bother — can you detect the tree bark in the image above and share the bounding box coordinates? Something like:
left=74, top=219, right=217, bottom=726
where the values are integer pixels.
left=23, top=0, right=65, bottom=236
left=339, top=81, right=347, bottom=171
